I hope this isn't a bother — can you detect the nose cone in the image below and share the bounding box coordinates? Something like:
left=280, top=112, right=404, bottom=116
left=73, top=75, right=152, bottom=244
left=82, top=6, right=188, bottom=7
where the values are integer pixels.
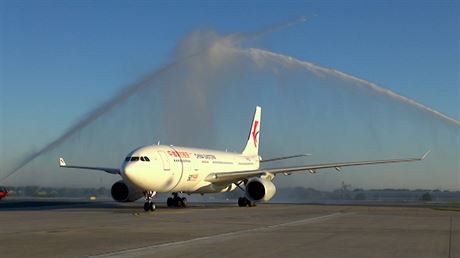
left=121, top=160, right=169, bottom=191
left=122, top=163, right=141, bottom=187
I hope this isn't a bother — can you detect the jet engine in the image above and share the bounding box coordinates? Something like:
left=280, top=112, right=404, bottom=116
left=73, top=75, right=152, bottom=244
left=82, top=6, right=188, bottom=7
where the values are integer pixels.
left=111, top=180, right=143, bottom=202
left=245, top=177, right=276, bottom=202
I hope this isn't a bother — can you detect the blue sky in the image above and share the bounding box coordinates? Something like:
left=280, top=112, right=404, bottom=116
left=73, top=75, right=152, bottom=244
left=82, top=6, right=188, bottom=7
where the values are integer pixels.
left=0, top=0, right=458, bottom=189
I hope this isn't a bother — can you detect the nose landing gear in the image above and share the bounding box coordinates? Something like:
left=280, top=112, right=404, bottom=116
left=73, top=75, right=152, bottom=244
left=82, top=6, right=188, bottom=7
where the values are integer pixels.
left=143, top=190, right=157, bottom=212
left=167, top=192, right=187, bottom=208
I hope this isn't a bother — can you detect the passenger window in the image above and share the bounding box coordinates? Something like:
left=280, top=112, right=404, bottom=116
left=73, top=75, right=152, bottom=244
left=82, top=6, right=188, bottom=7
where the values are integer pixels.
left=131, top=156, right=139, bottom=162
left=140, top=157, right=145, bottom=161
left=145, top=156, right=150, bottom=162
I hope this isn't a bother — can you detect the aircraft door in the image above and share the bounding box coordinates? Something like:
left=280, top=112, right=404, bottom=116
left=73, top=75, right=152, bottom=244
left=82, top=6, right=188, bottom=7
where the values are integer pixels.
left=158, top=151, right=170, bottom=171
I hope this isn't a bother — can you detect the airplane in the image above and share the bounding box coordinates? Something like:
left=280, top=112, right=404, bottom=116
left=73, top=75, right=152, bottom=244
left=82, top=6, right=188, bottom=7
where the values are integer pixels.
left=0, top=187, right=8, bottom=200
left=59, top=106, right=430, bottom=211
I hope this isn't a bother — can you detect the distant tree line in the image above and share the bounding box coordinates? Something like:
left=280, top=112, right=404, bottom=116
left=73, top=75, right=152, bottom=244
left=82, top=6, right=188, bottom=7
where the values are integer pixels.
left=3, top=185, right=459, bottom=202
left=269, top=186, right=459, bottom=203
left=5, top=186, right=109, bottom=198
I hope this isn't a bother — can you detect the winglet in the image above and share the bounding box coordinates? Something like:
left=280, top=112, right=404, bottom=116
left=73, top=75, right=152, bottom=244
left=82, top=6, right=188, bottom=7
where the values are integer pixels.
left=421, top=150, right=431, bottom=160
left=59, top=157, right=66, bottom=167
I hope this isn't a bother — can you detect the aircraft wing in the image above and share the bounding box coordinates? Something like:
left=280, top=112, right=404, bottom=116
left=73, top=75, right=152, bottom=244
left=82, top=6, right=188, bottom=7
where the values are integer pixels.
left=205, top=151, right=430, bottom=184
left=260, top=154, right=311, bottom=163
left=58, top=157, right=120, bottom=175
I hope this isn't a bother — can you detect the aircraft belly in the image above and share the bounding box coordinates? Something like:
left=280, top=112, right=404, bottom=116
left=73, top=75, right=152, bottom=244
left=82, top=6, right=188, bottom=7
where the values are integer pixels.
left=190, top=182, right=236, bottom=193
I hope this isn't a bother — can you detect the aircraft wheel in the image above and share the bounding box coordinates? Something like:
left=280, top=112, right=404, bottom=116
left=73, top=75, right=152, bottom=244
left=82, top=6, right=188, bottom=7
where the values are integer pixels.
left=143, top=202, right=150, bottom=212
left=243, top=197, right=255, bottom=207
left=149, top=202, right=156, bottom=211
left=181, top=197, right=187, bottom=208
left=238, top=197, right=252, bottom=207
left=167, top=197, right=174, bottom=207
left=173, top=196, right=182, bottom=207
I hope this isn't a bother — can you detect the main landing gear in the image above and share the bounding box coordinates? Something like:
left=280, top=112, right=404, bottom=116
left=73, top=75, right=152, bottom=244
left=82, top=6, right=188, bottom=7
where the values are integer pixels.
left=234, top=181, right=255, bottom=207
left=143, top=190, right=156, bottom=212
left=167, top=192, right=187, bottom=208
left=238, top=197, right=256, bottom=207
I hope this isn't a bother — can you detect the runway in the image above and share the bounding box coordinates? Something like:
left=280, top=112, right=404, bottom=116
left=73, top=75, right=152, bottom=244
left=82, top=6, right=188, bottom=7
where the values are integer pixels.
left=0, top=199, right=458, bottom=258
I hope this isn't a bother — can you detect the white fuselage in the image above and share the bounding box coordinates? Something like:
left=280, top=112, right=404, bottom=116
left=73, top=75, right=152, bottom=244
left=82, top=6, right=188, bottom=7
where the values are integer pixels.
left=121, top=145, right=260, bottom=194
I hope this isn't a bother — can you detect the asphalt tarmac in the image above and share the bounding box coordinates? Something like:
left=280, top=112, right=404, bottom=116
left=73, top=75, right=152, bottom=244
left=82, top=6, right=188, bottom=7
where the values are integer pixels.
left=0, top=199, right=458, bottom=258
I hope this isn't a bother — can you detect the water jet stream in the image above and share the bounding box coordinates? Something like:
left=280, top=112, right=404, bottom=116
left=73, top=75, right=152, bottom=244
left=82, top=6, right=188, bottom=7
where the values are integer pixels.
left=244, top=48, right=460, bottom=127
left=1, top=23, right=458, bottom=183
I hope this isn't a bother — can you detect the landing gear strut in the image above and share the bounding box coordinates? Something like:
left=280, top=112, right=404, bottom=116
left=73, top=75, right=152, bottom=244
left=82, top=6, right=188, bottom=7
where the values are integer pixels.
left=143, top=190, right=156, bottom=212
left=238, top=197, right=256, bottom=207
left=167, top=192, right=187, bottom=208
left=234, top=180, right=255, bottom=207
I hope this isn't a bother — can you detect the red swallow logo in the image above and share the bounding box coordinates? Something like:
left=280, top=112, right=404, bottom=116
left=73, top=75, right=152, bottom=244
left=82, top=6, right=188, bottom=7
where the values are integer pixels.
left=252, top=120, right=259, bottom=147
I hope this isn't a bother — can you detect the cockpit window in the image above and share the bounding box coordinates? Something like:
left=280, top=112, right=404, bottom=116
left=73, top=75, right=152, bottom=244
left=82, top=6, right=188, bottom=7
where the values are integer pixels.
left=126, top=156, right=150, bottom=162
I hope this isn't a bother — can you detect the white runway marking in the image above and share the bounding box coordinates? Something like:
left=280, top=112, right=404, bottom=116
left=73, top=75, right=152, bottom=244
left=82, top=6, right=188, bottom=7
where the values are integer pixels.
left=88, top=212, right=349, bottom=258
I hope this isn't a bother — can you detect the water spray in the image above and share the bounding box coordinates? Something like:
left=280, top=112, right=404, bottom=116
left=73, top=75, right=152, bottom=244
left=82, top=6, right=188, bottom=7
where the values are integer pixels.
left=1, top=17, right=458, bottom=183
left=0, top=16, right=311, bottom=182
left=244, top=48, right=460, bottom=127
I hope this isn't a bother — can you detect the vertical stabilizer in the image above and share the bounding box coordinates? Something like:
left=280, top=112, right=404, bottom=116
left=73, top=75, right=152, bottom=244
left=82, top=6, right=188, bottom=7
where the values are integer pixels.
left=242, top=106, right=261, bottom=156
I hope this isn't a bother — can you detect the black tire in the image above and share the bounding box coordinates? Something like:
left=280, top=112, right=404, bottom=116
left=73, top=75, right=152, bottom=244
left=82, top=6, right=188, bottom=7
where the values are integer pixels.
left=238, top=197, right=245, bottom=207
left=238, top=197, right=251, bottom=207
left=167, top=197, right=173, bottom=207
left=240, top=197, right=256, bottom=207
left=173, top=196, right=182, bottom=207
left=181, top=197, right=187, bottom=208
left=149, top=202, right=156, bottom=211
left=143, top=202, right=150, bottom=212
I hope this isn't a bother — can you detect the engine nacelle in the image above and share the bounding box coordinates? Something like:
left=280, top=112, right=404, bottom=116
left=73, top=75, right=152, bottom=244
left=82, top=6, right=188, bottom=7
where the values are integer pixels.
left=111, top=180, right=143, bottom=202
left=245, top=177, right=276, bottom=202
